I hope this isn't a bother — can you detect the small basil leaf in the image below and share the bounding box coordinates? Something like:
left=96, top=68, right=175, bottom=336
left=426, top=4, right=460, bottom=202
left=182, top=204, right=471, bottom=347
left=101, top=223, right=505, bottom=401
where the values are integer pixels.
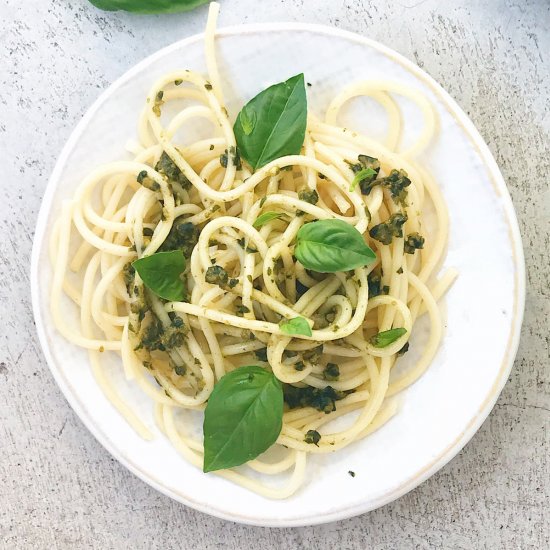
left=234, top=74, right=307, bottom=169
left=369, top=328, right=407, bottom=348
left=349, top=167, right=377, bottom=192
left=203, top=366, right=283, bottom=472
left=295, top=219, right=377, bottom=273
left=88, top=0, right=209, bottom=13
left=279, top=316, right=312, bottom=337
left=132, top=250, right=186, bottom=301
left=253, top=211, right=284, bottom=228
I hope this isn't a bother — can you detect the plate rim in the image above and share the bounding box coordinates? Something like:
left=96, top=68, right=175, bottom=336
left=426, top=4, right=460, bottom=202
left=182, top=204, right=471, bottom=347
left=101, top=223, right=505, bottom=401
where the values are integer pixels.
left=31, top=22, right=526, bottom=527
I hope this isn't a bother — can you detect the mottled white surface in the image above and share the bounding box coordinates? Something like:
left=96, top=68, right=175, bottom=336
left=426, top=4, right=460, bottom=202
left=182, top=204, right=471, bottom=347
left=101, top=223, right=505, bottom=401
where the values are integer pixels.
left=0, top=0, right=548, bottom=548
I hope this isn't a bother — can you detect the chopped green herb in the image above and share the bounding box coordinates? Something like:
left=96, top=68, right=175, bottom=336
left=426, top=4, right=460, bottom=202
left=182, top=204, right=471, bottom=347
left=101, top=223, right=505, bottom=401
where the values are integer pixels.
left=235, top=305, right=250, bottom=316
left=323, top=363, right=340, bottom=381
left=175, top=365, right=186, bottom=376
left=152, top=90, right=164, bottom=117
left=220, top=146, right=242, bottom=170
left=378, top=169, right=411, bottom=206
left=156, top=151, right=191, bottom=189
left=169, top=313, right=184, bottom=328
left=298, top=188, right=319, bottom=205
left=138, top=314, right=185, bottom=352
left=404, top=232, right=425, bottom=254
left=122, top=262, right=135, bottom=295
left=303, top=344, right=323, bottom=364
left=369, top=213, right=408, bottom=245
left=136, top=170, right=160, bottom=192
left=304, top=429, right=321, bottom=445
left=205, top=265, right=229, bottom=287
left=219, top=151, right=228, bottom=168
left=137, top=170, right=148, bottom=184
left=283, top=384, right=351, bottom=413
left=159, top=219, right=199, bottom=257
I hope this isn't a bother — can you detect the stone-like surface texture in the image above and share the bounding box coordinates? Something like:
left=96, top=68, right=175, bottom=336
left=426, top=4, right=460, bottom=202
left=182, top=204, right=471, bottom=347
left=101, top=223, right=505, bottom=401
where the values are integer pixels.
left=0, top=0, right=548, bottom=548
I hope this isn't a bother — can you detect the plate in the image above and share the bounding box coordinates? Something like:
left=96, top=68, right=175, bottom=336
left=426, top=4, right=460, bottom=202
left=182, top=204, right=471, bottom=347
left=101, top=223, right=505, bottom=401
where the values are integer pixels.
left=31, top=23, right=525, bottom=527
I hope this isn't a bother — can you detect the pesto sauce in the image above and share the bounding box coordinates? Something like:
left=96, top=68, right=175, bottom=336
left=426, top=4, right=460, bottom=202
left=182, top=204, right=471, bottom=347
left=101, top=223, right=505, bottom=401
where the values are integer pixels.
left=404, top=232, right=425, bottom=254
left=155, top=151, right=192, bottom=190
left=304, top=429, right=321, bottom=445
left=369, top=213, right=408, bottom=245
left=205, top=265, right=229, bottom=287
left=283, top=384, right=352, bottom=414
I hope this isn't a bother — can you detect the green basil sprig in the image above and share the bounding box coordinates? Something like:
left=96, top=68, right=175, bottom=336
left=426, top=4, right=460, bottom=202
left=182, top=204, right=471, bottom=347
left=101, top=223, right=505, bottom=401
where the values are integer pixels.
left=203, top=366, right=283, bottom=472
left=234, top=74, right=307, bottom=170
left=253, top=211, right=284, bottom=228
left=370, top=327, right=407, bottom=348
left=279, top=316, right=312, bottom=337
left=88, top=0, right=208, bottom=13
left=295, top=219, right=376, bottom=273
left=132, top=250, right=186, bottom=301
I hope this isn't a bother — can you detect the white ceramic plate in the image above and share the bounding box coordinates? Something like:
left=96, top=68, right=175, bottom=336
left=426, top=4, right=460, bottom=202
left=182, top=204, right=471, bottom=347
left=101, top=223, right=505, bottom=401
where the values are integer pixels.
left=31, top=23, right=525, bottom=527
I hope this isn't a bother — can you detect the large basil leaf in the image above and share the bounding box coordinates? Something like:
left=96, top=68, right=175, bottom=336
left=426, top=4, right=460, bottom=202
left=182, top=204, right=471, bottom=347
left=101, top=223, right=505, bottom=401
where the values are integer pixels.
left=88, top=0, right=208, bottom=13
left=132, top=250, right=186, bottom=301
left=295, top=219, right=377, bottom=273
left=234, top=74, right=307, bottom=169
left=203, top=366, right=283, bottom=472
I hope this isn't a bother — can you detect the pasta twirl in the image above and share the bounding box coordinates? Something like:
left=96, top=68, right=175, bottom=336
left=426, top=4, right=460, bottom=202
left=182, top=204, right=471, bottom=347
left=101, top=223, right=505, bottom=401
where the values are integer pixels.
left=50, top=2, right=456, bottom=498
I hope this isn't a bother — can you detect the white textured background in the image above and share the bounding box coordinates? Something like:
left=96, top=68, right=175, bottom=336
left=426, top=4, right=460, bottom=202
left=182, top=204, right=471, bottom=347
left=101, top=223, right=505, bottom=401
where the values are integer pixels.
left=0, top=0, right=548, bottom=548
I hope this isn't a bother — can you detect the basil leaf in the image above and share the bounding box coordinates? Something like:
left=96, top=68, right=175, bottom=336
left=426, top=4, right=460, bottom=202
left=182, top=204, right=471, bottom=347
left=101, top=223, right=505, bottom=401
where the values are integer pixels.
left=132, top=250, right=186, bottom=301
left=295, top=219, right=377, bottom=273
left=203, top=366, right=283, bottom=472
left=279, top=316, right=312, bottom=337
left=253, top=211, right=284, bottom=228
left=88, top=0, right=208, bottom=13
left=234, top=74, right=307, bottom=169
left=370, top=328, right=407, bottom=348
left=350, top=167, right=377, bottom=192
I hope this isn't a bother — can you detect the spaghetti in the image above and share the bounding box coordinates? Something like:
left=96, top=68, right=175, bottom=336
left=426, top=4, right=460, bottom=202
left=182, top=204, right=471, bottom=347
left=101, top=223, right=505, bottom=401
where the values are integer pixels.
left=50, top=2, right=456, bottom=498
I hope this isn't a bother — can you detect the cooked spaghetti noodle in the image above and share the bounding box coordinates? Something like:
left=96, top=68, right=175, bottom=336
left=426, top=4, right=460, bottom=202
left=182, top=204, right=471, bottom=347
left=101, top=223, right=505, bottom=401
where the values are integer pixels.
left=49, top=2, right=456, bottom=498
